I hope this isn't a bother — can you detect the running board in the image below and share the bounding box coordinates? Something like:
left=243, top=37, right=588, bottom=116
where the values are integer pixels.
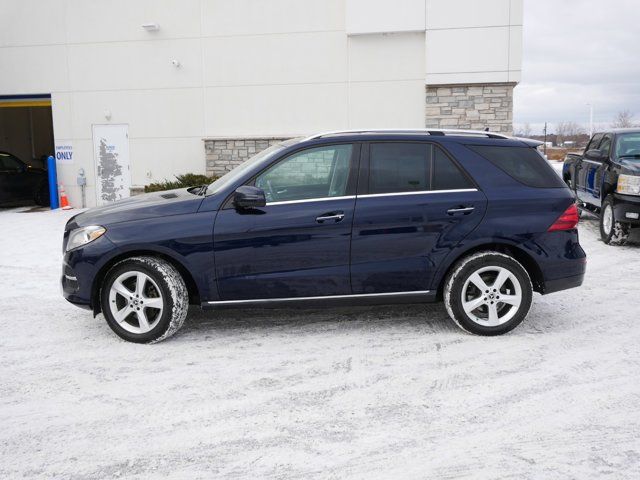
left=202, top=290, right=435, bottom=309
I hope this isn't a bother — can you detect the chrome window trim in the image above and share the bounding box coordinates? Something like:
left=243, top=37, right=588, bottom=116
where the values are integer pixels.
left=208, top=290, right=431, bottom=305
left=264, top=188, right=478, bottom=206
left=357, top=188, right=477, bottom=199
left=266, top=195, right=356, bottom=206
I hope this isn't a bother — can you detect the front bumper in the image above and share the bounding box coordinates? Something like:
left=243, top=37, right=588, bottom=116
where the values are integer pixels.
left=61, top=234, right=119, bottom=309
left=613, top=193, right=640, bottom=225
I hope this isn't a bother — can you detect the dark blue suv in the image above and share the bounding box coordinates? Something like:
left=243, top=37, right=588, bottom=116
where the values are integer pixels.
left=62, top=129, right=586, bottom=343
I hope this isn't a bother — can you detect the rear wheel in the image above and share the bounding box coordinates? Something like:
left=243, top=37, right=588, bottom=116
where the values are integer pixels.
left=100, top=256, right=189, bottom=343
left=600, top=195, right=629, bottom=246
left=444, top=252, right=533, bottom=335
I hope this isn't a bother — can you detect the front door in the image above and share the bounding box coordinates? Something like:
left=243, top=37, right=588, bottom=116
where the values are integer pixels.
left=351, top=142, right=487, bottom=294
left=213, top=143, right=358, bottom=300
left=92, top=124, right=131, bottom=205
left=576, top=133, right=603, bottom=203
left=583, top=133, right=611, bottom=207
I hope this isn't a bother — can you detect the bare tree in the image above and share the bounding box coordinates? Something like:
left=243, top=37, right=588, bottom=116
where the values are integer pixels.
left=515, top=122, right=532, bottom=138
left=611, top=110, right=635, bottom=128
left=556, top=121, right=585, bottom=145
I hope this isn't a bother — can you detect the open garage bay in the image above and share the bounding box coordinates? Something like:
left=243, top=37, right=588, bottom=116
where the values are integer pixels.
left=1, top=208, right=639, bottom=479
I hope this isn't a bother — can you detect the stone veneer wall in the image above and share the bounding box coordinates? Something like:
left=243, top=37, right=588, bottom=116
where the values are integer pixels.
left=204, top=137, right=291, bottom=177
left=425, top=83, right=514, bottom=134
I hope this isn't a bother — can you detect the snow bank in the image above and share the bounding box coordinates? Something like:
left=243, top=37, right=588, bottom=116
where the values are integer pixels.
left=0, top=207, right=639, bottom=479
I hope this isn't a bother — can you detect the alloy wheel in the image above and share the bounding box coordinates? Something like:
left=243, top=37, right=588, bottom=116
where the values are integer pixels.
left=461, top=266, right=523, bottom=327
left=108, top=271, right=164, bottom=334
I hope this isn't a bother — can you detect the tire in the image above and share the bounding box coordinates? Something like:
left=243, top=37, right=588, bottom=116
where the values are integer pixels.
left=444, top=251, right=533, bottom=336
left=34, top=181, right=50, bottom=206
left=600, top=195, right=630, bottom=246
left=100, top=256, right=189, bottom=343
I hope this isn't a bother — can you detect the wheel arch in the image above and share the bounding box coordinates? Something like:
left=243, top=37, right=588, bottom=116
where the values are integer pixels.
left=91, top=249, right=201, bottom=316
left=434, top=242, right=544, bottom=300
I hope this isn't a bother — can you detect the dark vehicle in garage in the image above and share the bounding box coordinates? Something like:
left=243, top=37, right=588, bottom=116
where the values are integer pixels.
left=0, top=151, right=49, bottom=206
left=563, top=129, right=640, bottom=245
left=62, top=129, right=586, bottom=343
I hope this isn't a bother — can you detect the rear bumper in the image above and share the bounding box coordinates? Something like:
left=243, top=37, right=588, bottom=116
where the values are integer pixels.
left=535, top=229, right=587, bottom=295
left=543, top=272, right=585, bottom=295
left=613, top=193, right=640, bottom=225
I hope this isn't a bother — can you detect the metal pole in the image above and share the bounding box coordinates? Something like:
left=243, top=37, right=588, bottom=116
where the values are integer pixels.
left=543, top=122, right=547, bottom=156
left=587, top=103, right=594, bottom=137
left=47, top=155, right=59, bottom=209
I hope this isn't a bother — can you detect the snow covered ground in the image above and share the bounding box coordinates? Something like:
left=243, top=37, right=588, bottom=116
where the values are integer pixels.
left=1, top=206, right=639, bottom=479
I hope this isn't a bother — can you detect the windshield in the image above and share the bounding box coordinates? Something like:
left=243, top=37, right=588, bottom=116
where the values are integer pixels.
left=615, top=133, right=640, bottom=160
left=205, top=143, right=286, bottom=195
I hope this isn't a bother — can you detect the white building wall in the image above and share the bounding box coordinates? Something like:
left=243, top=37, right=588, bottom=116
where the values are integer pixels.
left=0, top=0, right=521, bottom=207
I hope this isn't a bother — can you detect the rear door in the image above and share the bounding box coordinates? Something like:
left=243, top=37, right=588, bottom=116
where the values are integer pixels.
left=350, top=142, right=487, bottom=294
left=213, top=143, right=358, bottom=300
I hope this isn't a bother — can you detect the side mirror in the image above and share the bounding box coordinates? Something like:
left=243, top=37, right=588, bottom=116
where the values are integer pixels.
left=585, top=149, right=605, bottom=161
left=233, top=185, right=266, bottom=209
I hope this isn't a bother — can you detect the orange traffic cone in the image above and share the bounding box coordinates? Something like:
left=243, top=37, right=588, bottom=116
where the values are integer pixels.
left=59, top=184, right=72, bottom=210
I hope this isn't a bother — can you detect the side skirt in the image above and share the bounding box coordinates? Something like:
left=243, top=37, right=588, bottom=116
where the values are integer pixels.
left=201, top=290, right=437, bottom=310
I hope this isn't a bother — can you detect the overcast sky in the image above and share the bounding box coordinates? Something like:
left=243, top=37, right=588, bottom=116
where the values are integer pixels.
left=513, top=0, right=640, bottom=134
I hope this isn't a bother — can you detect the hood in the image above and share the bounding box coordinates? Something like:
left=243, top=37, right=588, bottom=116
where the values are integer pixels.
left=618, top=159, right=640, bottom=175
left=72, top=188, right=204, bottom=227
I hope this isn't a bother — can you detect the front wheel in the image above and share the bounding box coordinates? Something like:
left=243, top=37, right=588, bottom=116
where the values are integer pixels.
left=100, top=256, right=189, bottom=343
left=600, top=195, right=629, bottom=246
left=444, top=252, right=533, bottom=335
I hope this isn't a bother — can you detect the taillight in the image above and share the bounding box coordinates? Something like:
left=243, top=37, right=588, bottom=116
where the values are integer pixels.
left=548, top=203, right=579, bottom=232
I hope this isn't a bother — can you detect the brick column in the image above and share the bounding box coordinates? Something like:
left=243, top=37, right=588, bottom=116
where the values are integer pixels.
left=425, top=83, right=515, bottom=134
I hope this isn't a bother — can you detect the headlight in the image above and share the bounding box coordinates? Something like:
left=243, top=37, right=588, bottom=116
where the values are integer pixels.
left=617, top=174, right=640, bottom=196
left=66, top=225, right=106, bottom=252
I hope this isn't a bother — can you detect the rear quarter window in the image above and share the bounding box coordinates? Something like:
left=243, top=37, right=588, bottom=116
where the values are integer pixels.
left=466, top=145, right=566, bottom=188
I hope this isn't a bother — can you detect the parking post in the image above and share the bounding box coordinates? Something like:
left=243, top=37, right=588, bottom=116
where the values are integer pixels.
left=47, top=155, right=59, bottom=209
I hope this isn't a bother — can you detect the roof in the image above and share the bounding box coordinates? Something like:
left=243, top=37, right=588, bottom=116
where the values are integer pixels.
left=304, top=128, right=510, bottom=141
left=600, top=128, right=640, bottom=135
left=300, top=129, right=543, bottom=147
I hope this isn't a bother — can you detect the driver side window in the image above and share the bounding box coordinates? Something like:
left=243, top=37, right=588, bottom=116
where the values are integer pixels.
left=598, top=134, right=612, bottom=156
left=255, top=144, right=353, bottom=203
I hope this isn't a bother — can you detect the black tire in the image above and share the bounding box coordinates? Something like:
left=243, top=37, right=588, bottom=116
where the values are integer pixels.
left=444, top=251, right=533, bottom=336
left=600, top=195, right=630, bottom=246
left=100, top=256, right=189, bottom=343
left=34, top=181, right=50, bottom=206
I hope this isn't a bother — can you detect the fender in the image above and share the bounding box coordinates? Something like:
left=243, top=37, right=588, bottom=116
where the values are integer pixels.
left=428, top=235, right=545, bottom=296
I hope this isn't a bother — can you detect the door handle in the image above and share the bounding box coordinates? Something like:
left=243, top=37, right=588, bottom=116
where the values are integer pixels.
left=316, top=212, right=345, bottom=223
left=447, top=206, right=474, bottom=215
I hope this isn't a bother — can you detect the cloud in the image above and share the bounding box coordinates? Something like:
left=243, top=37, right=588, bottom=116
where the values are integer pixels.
left=514, top=0, right=640, bottom=134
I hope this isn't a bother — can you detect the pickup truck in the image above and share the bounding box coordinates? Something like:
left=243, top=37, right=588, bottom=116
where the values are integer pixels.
left=563, top=129, right=640, bottom=245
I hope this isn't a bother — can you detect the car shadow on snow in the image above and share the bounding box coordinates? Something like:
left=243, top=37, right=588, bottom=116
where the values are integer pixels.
left=179, top=303, right=461, bottom=338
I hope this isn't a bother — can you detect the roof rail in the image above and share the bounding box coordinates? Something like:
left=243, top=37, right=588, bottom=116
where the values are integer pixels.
left=303, top=128, right=510, bottom=141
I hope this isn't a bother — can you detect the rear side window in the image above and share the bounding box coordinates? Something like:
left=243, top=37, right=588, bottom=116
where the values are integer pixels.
left=432, top=146, right=473, bottom=190
left=467, top=145, right=566, bottom=188
left=368, top=143, right=474, bottom=194
left=369, top=143, right=430, bottom=194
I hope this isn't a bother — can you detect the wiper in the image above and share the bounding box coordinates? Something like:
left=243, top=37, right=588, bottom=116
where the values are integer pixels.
left=186, top=185, right=208, bottom=196
left=618, top=154, right=640, bottom=159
